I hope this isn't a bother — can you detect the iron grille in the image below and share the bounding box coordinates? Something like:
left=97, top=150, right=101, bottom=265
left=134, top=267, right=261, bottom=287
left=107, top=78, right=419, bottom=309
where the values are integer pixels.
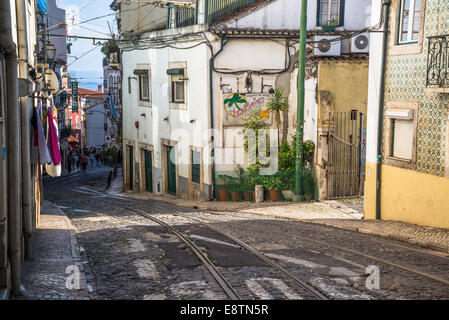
left=426, top=35, right=449, bottom=87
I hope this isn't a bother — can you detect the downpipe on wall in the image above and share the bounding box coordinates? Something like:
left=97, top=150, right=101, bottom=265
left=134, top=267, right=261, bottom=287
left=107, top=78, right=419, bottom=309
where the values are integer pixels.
left=375, top=0, right=391, bottom=220
left=0, top=0, right=24, bottom=295
left=16, top=0, right=33, bottom=260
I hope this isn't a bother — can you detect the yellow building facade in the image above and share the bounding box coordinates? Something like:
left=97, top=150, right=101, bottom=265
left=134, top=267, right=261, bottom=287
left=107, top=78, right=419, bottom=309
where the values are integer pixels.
left=365, top=0, right=449, bottom=229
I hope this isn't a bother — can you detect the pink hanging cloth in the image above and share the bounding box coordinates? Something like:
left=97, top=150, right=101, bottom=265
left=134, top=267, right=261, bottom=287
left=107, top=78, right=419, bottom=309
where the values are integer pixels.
left=46, top=100, right=62, bottom=166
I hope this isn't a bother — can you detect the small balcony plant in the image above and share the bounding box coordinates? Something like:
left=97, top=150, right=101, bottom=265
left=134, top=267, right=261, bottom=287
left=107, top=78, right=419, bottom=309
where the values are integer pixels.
left=322, top=18, right=339, bottom=31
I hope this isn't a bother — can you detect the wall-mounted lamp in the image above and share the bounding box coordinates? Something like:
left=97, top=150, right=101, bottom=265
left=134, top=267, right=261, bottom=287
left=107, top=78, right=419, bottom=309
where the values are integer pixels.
left=163, top=117, right=169, bottom=122
left=140, top=113, right=146, bottom=118
left=189, top=119, right=196, bottom=123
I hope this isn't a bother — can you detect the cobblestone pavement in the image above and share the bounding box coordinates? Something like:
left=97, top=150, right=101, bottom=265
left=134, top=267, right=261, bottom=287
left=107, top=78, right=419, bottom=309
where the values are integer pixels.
left=13, top=201, right=90, bottom=300
left=109, top=172, right=449, bottom=254
left=41, top=167, right=449, bottom=300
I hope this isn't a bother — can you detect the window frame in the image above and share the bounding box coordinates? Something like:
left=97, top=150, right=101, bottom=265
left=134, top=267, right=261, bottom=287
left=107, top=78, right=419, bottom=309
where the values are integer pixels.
left=316, top=0, right=345, bottom=27
left=135, top=65, right=152, bottom=107
left=171, top=78, right=185, bottom=104
left=139, top=73, right=150, bottom=102
left=397, top=0, right=422, bottom=45
left=168, top=63, right=188, bottom=110
left=191, top=149, right=201, bottom=184
left=384, top=101, right=418, bottom=170
left=389, top=0, right=426, bottom=56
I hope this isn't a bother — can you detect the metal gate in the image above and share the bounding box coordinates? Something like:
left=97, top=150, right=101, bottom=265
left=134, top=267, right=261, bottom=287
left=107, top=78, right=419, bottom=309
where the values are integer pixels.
left=327, top=111, right=365, bottom=199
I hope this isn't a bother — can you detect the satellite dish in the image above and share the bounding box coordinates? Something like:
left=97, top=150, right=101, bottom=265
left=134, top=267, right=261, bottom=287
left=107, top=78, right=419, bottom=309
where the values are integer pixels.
left=318, top=39, right=332, bottom=53
left=354, top=35, right=369, bottom=50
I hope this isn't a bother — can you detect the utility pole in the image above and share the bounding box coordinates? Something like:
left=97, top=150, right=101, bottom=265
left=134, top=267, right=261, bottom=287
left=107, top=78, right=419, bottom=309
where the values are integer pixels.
left=294, top=0, right=308, bottom=201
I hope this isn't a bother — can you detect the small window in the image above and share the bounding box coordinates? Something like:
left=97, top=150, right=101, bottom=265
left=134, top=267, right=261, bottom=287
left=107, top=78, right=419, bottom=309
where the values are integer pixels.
left=318, top=0, right=343, bottom=27
left=191, top=150, right=200, bottom=184
left=139, top=73, right=150, bottom=102
left=171, top=76, right=185, bottom=103
left=398, top=0, right=422, bottom=44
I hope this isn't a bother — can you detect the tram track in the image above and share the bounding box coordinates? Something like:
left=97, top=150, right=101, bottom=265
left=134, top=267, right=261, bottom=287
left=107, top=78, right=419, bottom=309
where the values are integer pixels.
left=77, top=187, right=329, bottom=300
left=74, top=186, right=449, bottom=299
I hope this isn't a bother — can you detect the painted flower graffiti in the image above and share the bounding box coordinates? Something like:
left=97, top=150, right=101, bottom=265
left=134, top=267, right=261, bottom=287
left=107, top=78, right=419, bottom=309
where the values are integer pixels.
left=224, top=93, right=247, bottom=115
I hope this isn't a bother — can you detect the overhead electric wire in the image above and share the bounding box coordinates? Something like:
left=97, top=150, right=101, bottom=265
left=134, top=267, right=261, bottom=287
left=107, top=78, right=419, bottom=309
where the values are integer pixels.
left=68, top=44, right=102, bottom=67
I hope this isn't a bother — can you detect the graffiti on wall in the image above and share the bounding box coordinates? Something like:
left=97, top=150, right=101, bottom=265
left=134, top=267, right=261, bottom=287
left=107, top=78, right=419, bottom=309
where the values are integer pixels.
left=223, top=93, right=271, bottom=126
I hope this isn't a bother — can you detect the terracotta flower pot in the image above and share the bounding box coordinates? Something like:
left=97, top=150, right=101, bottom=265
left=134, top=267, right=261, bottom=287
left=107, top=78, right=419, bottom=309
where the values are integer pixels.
left=230, top=191, right=241, bottom=201
left=218, top=188, right=229, bottom=201
left=304, top=193, right=313, bottom=201
left=268, top=189, right=281, bottom=202
left=243, top=191, right=252, bottom=201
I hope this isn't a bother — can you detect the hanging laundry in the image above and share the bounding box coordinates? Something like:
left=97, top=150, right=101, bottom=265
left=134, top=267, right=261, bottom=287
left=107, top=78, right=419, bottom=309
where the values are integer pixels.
left=30, top=107, right=51, bottom=165
left=45, top=97, right=62, bottom=177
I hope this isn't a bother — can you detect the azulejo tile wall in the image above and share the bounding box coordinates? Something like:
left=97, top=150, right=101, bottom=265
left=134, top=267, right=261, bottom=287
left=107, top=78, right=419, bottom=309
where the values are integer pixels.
left=383, top=0, right=449, bottom=177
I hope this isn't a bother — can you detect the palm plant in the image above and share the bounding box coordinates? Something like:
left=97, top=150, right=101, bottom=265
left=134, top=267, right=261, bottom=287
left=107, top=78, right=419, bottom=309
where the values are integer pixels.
left=266, top=88, right=289, bottom=148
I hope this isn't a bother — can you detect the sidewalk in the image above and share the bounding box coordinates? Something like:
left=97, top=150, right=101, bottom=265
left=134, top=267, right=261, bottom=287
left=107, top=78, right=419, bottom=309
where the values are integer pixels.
left=13, top=201, right=89, bottom=300
left=109, top=171, right=449, bottom=254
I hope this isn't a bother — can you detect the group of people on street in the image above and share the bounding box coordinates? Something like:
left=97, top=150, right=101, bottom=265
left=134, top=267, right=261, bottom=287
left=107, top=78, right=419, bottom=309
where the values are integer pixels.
left=66, top=147, right=102, bottom=174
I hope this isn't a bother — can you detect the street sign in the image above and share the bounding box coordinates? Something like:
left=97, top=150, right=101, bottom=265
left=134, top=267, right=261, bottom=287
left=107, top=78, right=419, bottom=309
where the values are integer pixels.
left=72, top=81, right=79, bottom=113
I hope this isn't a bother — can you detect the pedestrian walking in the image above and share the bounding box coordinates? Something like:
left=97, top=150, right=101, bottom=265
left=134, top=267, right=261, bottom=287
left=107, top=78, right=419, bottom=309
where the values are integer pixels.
left=81, top=153, right=88, bottom=173
left=90, top=152, right=95, bottom=168
left=67, top=152, right=72, bottom=174
left=96, top=151, right=102, bottom=167
left=73, top=152, right=79, bottom=172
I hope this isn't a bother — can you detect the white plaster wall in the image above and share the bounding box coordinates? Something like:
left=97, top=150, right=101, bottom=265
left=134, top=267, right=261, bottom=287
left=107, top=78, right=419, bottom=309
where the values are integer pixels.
left=86, top=104, right=106, bottom=147
left=288, top=69, right=318, bottom=144
left=122, top=40, right=211, bottom=183
left=366, top=0, right=383, bottom=163
left=223, top=0, right=371, bottom=31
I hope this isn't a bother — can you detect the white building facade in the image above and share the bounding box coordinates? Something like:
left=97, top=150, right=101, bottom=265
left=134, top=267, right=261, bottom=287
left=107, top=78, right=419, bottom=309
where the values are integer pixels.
left=119, top=0, right=372, bottom=200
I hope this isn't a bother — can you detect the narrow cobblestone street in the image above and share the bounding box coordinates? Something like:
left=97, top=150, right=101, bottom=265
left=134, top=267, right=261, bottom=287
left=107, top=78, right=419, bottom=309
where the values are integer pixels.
left=35, top=167, right=449, bottom=300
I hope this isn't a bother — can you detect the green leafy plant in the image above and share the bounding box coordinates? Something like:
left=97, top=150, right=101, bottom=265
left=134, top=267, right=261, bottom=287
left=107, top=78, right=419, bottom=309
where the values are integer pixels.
left=262, top=174, right=282, bottom=191
left=266, top=88, right=289, bottom=133
left=303, top=169, right=315, bottom=199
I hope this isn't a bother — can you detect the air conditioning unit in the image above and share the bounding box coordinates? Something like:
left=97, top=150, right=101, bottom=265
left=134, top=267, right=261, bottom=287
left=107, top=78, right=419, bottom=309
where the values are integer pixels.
left=351, top=33, right=370, bottom=53
left=314, top=35, right=341, bottom=56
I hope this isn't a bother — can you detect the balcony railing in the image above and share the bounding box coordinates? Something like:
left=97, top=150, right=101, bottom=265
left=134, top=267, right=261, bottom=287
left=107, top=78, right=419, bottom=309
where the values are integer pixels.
left=169, top=0, right=263, bottom=29
left=426, top=35, right=449, bottom=88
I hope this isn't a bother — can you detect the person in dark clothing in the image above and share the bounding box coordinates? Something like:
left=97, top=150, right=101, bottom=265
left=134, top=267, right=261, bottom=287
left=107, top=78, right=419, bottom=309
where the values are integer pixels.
left=67, top=152, right=72, bottom=174
left=81, top=153, right=88, bottom=172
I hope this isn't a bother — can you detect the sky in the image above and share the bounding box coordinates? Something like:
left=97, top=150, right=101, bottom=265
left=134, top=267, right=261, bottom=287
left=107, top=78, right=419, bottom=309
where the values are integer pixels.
left=56, top=0, right=118, bottom=89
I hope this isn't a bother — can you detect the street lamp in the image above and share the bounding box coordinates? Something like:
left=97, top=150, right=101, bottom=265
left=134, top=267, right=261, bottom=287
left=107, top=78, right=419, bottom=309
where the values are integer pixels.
left=46, top=42, right=56, bottom=62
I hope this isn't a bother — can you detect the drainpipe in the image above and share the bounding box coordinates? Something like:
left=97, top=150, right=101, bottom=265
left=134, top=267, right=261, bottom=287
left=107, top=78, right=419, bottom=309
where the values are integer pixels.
left=375, top=0, right=391, bottom=220
left=208, top=35, right=227, bottom=200
left=0, top=0, right=23, bottom=295
left=16, top=0, right=33, bottom=259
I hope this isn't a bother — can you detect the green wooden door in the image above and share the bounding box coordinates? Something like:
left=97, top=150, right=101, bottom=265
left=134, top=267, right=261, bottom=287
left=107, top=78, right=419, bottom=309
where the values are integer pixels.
left=129, top=146, right=133, bottom=191
left=166, top=146, right=176, bottom=195
left=144, top=150, right=153, bottom=193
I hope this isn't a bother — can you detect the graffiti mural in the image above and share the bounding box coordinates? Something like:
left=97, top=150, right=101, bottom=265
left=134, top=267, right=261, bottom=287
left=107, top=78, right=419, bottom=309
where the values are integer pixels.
left=223, top=93, right=272, bottom=126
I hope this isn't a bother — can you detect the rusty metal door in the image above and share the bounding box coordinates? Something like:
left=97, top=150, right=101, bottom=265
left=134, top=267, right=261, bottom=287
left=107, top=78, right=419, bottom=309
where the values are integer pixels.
left=327, top=111, right=365, bottom=199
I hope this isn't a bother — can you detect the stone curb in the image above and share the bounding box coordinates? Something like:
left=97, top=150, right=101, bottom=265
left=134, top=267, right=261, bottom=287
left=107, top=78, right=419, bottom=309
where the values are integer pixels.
left=106, top=191, right=449, bottom=255
left=50, top=202, right=91, bottom=299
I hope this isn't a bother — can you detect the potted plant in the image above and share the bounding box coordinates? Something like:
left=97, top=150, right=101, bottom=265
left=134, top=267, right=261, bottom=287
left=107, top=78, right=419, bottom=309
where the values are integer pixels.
left=264, top=174, right=282, bottom=202
left=303, top=169, right=315, bottom=201
left=242, top=173, right=255, bottom=201
left=322, top=19, right=339, bottom=31
left=216, top=175, right=230, bottom=201
left=228, top=179, right=242, bottom=201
